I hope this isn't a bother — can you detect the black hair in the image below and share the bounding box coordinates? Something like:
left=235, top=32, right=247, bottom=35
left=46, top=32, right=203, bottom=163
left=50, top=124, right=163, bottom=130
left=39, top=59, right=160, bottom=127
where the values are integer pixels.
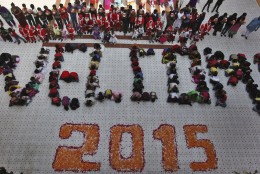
left=30, top=76, right=36, bottom=81
left=25, top=84, right=30, bottom=88
left=64, top=106, right=69, bottom=110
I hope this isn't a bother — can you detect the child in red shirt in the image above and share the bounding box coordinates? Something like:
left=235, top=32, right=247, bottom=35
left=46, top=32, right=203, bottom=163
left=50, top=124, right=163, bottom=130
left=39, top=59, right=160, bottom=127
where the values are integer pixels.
left=8, top=28, right=27, bottom=44
left=59, top=4, right=69, bottom=25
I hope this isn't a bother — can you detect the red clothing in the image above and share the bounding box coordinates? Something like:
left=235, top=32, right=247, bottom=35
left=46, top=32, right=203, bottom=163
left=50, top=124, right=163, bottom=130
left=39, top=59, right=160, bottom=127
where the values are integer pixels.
left=79, top=15, right=85, bottom=26
left=19, top=28, right=25, bottom=37
left=115, top=13, right=122, bottom=30
left=220, top=60, right=229, bottom=68
left=52, top=97, right=61, bottom=104
left=132, top=60, right=139, bottom=67
left=228, top=76, right=238, bottom=84
left=67, top=27, right=75, bottom=40
left=146, top=21, right=155, bottom=30
left=190, top=13, right=198, bottom=23
left=192, top=74, right=201, bottom=84
left=237, top=53, right=246, bottom=61
left=112, top=13, right=117, bottom=22
left=10, top=30, right=18, bottom=37
left=70, top=72, right=79, bottom=81
left=38, top=28, right=46, bottom=37
left=67, top=27, right=74, bottom=34
left=116, top=13, right=122, bottom=22
left=59, top=7, right=69, bottom=19
left=167, top=33, right=175, bottom=42
left=171, top=45, right=181, bottom=53
left=236, top=70, right=243, bottom=78
left=208, top=59, right=218, bottom=67
left=219, top=94, right=227, bottom=103
left=104, top=20, right=110, bottom=30
left=135, top=17, right=144, bottom=25
left=56, top=45, right=63, bottom=52
left=200, top=92, right=210, bottom=101
left=133, top=66, right=141, bottom=73
left=97, top=18, right=104, bottom=27
left=155, top=21, right=163, bottom=31
left=55, top=52, right=63, bottom=58
left=87, top=20, right=94, bottom=30
left=29, top=28, right=35, bottom=37
left=107, top=12, right=113, bottom=22
left=52, top=61, right=61, bottom=69
left=23, top=28, right=29, bottom=36
left=130, top=14, right=135, bottom=23
left=159, top=34, right=167, bottom=44
left=90, top=70, right=96, bottom=76
left=85, top=13, right=91, bottom=20
left=49, top=88, right=58, bottom=96
left=108, top=13, right=116, bottom=27
left=60, top=71, right=70, bottom=80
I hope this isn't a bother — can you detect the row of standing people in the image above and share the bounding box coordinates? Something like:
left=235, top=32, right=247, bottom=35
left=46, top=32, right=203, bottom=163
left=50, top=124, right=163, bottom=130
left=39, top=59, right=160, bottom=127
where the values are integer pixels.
left=1, top=1, right=259, bottom=44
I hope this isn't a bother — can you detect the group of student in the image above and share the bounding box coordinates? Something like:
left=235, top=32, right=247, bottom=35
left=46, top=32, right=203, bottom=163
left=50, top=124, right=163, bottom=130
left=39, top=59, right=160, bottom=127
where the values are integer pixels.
left=3, top=45, right=80, bottom=110
left=85, top=43, right=102, bottom=106
left=1, top=0, right=259, bottom=46
left=0, top=48, right=49, bottom=107
left=210, top=12, right=246, bottom=38
left=159, top=39, right=260, bottom=110
left=225, top=53, right=259, bottom=113
left=0, top=0, right=216, bottom=45
left=164, top=46, right=191, bottom=105
left=85, top=43, right=123, bottom=106
left=162, top=43, right=258, bottom=109
left=129, top=45, right=158, bottom=102
left=203, top=48, right=260, bottom=111
left=48, top=44, right=80, bottom=110
left=187, top=45, right=212, bottom=105
left=48, top=43, right=121, bottom=109
left=161, top=44, right=210, bottom=105
left=203, top=48, right=227, bottom=107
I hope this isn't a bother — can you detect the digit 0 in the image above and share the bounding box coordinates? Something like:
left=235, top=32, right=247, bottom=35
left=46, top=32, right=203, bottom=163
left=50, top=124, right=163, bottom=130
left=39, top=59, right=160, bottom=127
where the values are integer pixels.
left=183, top=125, right=218, bottom=171
left=109, top=124, right=145, bottom=172
left=52, top=124, right=101, bottom=171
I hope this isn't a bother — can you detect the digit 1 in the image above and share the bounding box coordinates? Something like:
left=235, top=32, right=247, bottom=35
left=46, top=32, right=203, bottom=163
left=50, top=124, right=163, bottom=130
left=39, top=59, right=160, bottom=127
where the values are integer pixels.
left=153, top=124, right=179, bottom=171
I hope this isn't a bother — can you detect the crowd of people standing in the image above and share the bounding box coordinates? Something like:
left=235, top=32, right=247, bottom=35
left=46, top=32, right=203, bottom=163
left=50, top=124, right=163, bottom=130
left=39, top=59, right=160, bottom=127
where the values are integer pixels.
left=1, top=0, right=259, bottom=44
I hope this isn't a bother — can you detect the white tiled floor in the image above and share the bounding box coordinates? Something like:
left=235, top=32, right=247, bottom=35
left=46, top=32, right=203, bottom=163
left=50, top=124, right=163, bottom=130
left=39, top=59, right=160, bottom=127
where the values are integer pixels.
left=0, top=0, right=260, bottom=173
